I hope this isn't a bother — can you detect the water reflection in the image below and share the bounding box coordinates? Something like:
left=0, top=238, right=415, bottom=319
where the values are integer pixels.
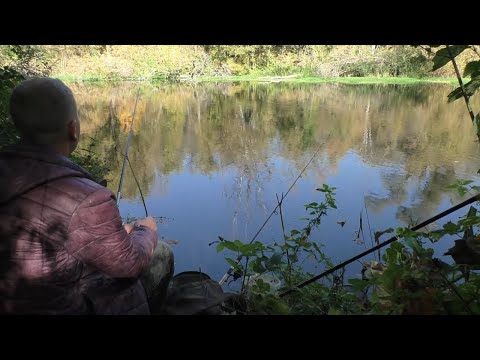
left=71, top=81, right=480, bottom=279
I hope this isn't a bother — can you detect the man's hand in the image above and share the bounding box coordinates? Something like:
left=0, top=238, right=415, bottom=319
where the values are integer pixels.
left=134, top=217, right=158, bottom=255
left=134, top=216, right=158, bottom=233
left=124, top=217, right=157, bottom=234
left=124, top=222, right=135, bottom=234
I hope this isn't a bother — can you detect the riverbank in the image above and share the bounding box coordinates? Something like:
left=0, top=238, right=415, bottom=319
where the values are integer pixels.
left=54, top=74, right=463, bottom=86
left=197, top=75, right=461, bottom=85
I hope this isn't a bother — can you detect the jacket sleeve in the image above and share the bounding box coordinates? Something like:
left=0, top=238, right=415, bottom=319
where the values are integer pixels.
left=66, top=187, right=158, bottom=278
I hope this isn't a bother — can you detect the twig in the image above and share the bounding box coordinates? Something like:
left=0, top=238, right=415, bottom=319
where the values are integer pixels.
left=240, top=258, right=249, bottom=295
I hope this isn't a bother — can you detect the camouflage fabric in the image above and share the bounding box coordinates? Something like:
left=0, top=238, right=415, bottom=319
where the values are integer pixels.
left=140, top=240, right=175, bottom=314
left=163, top=271, right=245, bottom=315
left=140, top=243, right=247, bottom=315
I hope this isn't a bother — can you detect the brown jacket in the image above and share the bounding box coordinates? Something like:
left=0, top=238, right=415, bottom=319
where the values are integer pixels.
left=0, top=144, right=157, bottom=314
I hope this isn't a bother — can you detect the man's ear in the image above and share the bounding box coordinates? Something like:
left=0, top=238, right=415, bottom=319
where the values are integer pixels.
left=67, top=119, right=78, bottom=142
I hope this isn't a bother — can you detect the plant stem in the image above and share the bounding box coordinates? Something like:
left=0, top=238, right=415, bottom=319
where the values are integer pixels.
left=363, top=197, right=378, bottom=261
left=440, top=271, right=473, bottom=315
left=276, top=192, right=292, bottom=285
left=446, top=45, right=475, bottom=123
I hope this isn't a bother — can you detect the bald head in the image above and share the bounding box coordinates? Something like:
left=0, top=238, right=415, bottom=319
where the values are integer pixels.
left=9, top=77, right=80, bottom=154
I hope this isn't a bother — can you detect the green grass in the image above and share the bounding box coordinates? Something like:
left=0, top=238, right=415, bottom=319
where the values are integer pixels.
left=197, top=76, right=463, bottom=85
left=54, top=74, right=464, bottom=86
left=53, top=74, right=110, bottom=82
left=53, top=74, right=142, bottom=83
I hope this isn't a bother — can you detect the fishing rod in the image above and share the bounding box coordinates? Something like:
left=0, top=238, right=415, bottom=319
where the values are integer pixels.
left=218, top=145, right=323, bottom=286
left=279, top=193, right=480, bottom=297
left=116, top=88, right=148, bottom=216
left=121, top=149, right=148, bottom=217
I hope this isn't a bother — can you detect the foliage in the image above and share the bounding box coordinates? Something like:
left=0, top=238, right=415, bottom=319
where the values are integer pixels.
left=0, top=45, right=53, bottom=149
left=216, top=185, right=366, bottom=314
left=4, top=44, right=480, bottom=314
left=217, top=183, right=480, bottom=314
left=0, top=45, right=110, bottom=182
left=424, top=45, right=480, bottom=138
left=15, top=45, right=477, bottom=81
left=70, top=137, right=111, bottom=185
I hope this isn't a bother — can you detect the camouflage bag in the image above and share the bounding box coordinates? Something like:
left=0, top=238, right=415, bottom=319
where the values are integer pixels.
left=163, top=271, right=245, bottom=315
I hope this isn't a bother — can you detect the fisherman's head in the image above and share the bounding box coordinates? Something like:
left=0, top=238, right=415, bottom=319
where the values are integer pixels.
left=9, top=77, right=80, bottom=156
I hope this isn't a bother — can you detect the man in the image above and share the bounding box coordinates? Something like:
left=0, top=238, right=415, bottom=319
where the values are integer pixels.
left=0, top=77, right=174, bottom=314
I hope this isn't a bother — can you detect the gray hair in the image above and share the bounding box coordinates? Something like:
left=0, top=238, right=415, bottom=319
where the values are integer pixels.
left=9, top=77, right=78, bottom=144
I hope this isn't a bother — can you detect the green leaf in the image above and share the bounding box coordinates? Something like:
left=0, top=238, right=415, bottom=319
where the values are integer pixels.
left=311, top=242, right=324, bottom=254
left=216, top=242, right=225, bottom=252
left=316, top=185, right=329, bottom=192
left=279, top=243, right=291, bottom=252
left=265, top=253, right=283, bottom=271
left=428, top=230, right=445, bottom=242
left=305, top=202, right=319, bottom=209
left=250, top=259, right=266, bottom=273
left=241, top=242, right=264, bottom=254
left=349, top=278, right=370, bottom=291
left=443, top=221, right=461, bottom=234
left=447, top=76, right=480, bottom=103
left=327, top=307, right=343, bottom=315
left=432, top=45, right=469, bottom=71
left=396, top=227, right=418, bottom=238
left=460, top=206, right=477, bottom=219
left=270, top=253, right=283, bottom=266
left=384, top=248, right=396, bottom=263
left=404, top=236, right=422, bottom=254
left=390, top=241, right=404, bottom=253
left=290, top=229, right=300, bottom=236
left=458, top=216, right=480, bottom=227
left=449, top=182, right=469, bottom=196
left=447, top=87, right=463, bottom=103
left=270, top=300, right=290, bottom=315
left=226, top=257, right=241, bottom=271
left=255, top=279, right=271, bottom=292
left=464, top=61, right=480, bottom=77
left=374, top=228, right=394, bottom=241
left=221, top=241, right=240, bottom=252
left=233, top=239, right=244, bottom=247
left=288, top=254, right=298, bottom=263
